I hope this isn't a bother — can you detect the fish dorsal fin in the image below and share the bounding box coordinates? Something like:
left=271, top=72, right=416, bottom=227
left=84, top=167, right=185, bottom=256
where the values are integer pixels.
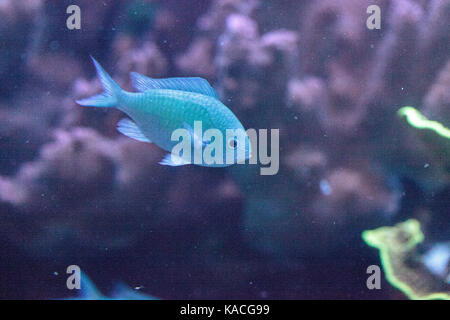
left=130, top=72, right=219, bottom=99
left=117, top=118, right=151, bottom=143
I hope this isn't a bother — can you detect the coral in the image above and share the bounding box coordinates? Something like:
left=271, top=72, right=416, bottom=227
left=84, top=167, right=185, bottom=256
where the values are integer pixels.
left=113, top=38, right=168, bottom=80
left=394, top=106, right=450, bottom=193
left=311, top=167, right=400, bottom=222
left=362, top=219, right=450, bottom=300
left=176, top=38, right=216, bottom=77
left=0, top=127, right=166, bottom=255
left=422, top=59, right=450, bottom=125
left=0, top=0, right=44, bottom=95
left=422, top=243, right=450, bottom=284
left=295, top=0, right=450, bottom=136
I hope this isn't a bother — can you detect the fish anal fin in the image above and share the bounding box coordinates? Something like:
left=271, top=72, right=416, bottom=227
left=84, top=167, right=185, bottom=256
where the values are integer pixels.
left=117, top=118, right=151, bottom=143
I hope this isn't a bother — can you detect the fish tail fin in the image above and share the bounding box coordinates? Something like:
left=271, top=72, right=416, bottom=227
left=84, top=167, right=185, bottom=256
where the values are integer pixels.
left=76, top=56, right=122, bottom=108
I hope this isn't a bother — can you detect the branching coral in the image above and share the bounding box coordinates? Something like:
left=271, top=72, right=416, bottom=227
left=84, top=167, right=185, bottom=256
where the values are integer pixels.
left=362, top=220, right=450, bottom=300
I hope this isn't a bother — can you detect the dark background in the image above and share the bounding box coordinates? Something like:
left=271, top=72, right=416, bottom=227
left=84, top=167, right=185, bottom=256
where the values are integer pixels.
left=0, top=0, right=448, bottom=299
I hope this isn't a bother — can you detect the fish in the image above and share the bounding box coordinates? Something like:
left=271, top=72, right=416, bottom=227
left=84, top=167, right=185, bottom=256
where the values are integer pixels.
left=76, top=57, right=251, bottom=167
left=65, top=272, right=159, bottom=300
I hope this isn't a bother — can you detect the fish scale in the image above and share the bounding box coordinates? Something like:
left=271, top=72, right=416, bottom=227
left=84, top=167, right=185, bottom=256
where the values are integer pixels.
left=121, top=90, right=217, bottom=149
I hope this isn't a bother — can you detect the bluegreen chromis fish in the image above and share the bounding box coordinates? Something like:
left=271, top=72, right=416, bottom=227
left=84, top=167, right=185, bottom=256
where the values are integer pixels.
left=76, top=57, right=251, bottom=166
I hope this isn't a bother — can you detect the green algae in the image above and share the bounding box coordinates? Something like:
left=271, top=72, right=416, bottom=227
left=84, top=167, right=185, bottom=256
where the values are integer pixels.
left=362, top=219, right=450, bottom=300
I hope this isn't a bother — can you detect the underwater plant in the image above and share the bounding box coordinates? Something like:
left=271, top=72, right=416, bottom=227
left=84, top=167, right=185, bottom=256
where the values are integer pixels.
left=362, top=219, right=450, bottom=300
left=397, top=105, right=450, bottom=190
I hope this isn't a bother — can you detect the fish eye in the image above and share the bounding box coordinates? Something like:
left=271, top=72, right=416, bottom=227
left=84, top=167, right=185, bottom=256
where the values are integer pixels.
left=228, top=138, right=238, bottom=149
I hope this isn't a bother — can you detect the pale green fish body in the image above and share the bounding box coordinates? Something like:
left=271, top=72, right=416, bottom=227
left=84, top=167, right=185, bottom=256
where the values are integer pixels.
left=121, top=90, right=235, bottom=152
left=77, top=57, right=251, bottom=167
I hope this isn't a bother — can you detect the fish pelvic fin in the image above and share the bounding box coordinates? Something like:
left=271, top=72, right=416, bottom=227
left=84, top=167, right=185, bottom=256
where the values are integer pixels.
left=76, top=56, right=122, bottom=108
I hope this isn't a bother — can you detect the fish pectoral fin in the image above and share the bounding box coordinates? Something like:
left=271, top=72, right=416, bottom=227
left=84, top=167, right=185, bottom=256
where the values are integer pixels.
left=159, top=153, right=191, bottom=166
left=130, top=72, right=219, bottom=99
left=183, top=122, right=209, bottom=149
left=117, top=118, right=152, bottom=143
